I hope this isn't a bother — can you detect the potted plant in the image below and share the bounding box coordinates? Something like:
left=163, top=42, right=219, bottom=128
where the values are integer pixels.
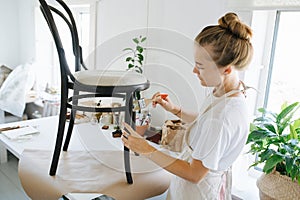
left=122, top=35, right=149, bottom=134
left=123, top=35, right=147, bottom=100
left=247, top=102, right=300, bottom=199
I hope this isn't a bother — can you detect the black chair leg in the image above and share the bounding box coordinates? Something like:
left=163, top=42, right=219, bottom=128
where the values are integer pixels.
left=124, top=146, right=133, bottom=184
left=63, top=109, right=76, bottom=151
left=49, top=106, right=67, bottom=176
left=63, top=89, right=79, bottom=151
left=123, top=93, right=134, bottom=184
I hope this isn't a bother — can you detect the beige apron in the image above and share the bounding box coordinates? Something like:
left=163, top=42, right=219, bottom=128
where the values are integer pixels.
left=166, top=145, right=232, bottom=200
left=166, top=89, right=243, bottom=200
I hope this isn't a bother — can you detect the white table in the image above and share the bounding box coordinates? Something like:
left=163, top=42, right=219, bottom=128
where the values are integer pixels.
left=0, top=115, right=135, bottom=163
left=0, top=114, right=165, bottom=166
left=0, top=116, right=84, bottom=163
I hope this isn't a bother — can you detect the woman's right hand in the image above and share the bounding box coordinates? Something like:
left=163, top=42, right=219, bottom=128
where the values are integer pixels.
left=151, top=92, right=179, bottom=114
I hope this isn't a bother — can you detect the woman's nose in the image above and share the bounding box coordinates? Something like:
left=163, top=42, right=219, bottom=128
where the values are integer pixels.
left=193, top=66, right=199, bottom=74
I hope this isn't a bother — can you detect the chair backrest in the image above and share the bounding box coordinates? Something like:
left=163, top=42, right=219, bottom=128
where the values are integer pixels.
left=39, top=0, right=86, bottom=84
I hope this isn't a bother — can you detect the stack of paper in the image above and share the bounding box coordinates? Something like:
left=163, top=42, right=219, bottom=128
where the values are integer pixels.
left=1, top=126, right=39, bottom=140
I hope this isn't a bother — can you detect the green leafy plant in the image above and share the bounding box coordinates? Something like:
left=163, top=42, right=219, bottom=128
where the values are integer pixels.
left=123, top=35, right=147, bottom=74
left=123, top=35, right=147, bottom=100
left=247, top=102, right=300, bottom=184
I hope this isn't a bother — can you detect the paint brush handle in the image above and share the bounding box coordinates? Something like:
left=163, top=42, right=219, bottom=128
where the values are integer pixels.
left=0, top=126, right=21, bottom=132
left=133, top=93, right=168, bottom=111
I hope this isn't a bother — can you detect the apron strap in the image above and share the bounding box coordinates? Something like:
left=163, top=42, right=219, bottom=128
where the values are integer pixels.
left=220, top=166, right=232, bottom=200
left=185, top=82, right=249, bottom=151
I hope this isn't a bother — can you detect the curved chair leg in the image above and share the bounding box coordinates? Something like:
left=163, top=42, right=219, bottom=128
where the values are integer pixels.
left=49, top=102, right=68, bottom=176
left=63, top=109, right=76, bottom=151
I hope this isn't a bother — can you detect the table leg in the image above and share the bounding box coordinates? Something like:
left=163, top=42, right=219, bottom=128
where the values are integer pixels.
left=0, top=143, right=8, bottom=163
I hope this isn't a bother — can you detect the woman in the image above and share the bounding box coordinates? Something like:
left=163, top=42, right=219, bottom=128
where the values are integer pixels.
left=122, top=12, right=253, bottom=199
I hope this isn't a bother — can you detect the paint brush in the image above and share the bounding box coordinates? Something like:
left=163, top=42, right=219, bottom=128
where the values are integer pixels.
left=0, top=125, right=26, bottom=132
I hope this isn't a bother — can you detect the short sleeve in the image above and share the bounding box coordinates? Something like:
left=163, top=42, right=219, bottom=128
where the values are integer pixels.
left=191, top=118, right=230, bottom=170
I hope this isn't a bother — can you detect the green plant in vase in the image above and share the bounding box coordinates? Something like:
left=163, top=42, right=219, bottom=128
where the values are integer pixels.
left=123, top=35, right=147, bottom=100
left=247, top=102, right=300, bottom=199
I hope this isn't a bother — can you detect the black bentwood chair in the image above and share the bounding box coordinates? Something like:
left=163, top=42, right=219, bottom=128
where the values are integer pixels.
left=39, top=0, right=149, bottom=184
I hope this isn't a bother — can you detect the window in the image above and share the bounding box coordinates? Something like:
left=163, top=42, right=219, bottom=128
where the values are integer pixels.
left=263, top=11, right=300, bottom=111
left=51, top=5, right=91, bottom=74
left=245, top=10, right=300, bottom=173
left=34, top=2, right=94, bottom=94
left=232, top=9, right=300, bottom=192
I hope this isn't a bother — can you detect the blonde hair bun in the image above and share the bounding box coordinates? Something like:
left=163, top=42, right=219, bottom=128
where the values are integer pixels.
left=218, top=12, right=252, bottom=41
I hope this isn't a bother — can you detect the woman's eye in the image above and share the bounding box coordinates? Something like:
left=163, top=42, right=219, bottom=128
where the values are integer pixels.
left=195, top=63, right=202, bottom=68
left=196, top=65, right=204, bottom=70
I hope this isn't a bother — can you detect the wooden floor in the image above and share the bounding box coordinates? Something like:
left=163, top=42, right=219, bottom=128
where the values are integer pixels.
left=0, top=152, right=30, bottom=200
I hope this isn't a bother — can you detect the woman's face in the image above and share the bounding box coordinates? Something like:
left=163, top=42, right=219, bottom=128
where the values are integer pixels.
left=193, top=44, right=224, bottom=87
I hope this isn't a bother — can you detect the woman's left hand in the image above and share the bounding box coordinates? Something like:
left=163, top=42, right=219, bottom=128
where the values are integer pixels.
left=121, top=122, right=156, bottom=155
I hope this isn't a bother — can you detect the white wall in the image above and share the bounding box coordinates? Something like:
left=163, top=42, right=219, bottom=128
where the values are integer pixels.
left=93, top=0, right=248, bottom=126
left=0, top=0, right=253, bottom=125
left=0, top=0, right=36, bottom=68
left=18, top=0, right=36, bottom=65
left=0, top=0, right=21, bottom=68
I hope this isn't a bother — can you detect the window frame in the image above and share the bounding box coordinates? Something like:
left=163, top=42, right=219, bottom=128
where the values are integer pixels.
left=261, top=10, right=300, bottom=110
left=34, top=0, right=98, bottom=92
left=65, top=0, right=98, bottom=68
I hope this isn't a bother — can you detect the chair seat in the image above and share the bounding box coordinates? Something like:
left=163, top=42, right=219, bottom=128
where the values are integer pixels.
left=74, top=70, right=148, bottom=86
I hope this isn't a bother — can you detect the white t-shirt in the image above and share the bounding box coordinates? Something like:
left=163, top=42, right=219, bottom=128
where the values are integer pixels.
left=188, top=93, right=249, bottom=171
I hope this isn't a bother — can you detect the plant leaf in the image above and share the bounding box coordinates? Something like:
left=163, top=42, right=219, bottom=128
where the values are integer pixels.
left=123, top=48, right=133, bottom=51
left=276, top=102, right=299, bottom=124
left=281, top=101, right=288, bottom=111
left=260, top=149, right=275, bottom=162
left=128, top=63, right=134, bottom=69
left=141, top=37, right=147, bottom=42
left=135, top=67, right=142, bottom=74
left=264, top=123, right=276, bottom=133
left=282, top=144, right=293, bottom=154
left=293, top=118, right=300, bottom=128
left=247, top=130, right=267, bottom=143
left=137, top=53, right=144, bottom=61
left=133, top=38, right=139, bottom=44
left=249, top=123, right=257, bottom=132
left=258, top=107, right=267, bottom=113
left=263, top=154, right=284, bottom=174
left=254, top=116, right=274, bottom=123
left=285, top=156, right=293, bottom=174
left=290, top=166, right=298, bottom=181
left=136, top=46, right=143, bottom=53
left=289, top=124, right=298, bottom=139
left=125, top=57, right=132, bottom=62
left=278, top=113, right=294, bottom=135
left=290, top=139, right=298, bottom=146
left=248, top=161, right=260, bottom=170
